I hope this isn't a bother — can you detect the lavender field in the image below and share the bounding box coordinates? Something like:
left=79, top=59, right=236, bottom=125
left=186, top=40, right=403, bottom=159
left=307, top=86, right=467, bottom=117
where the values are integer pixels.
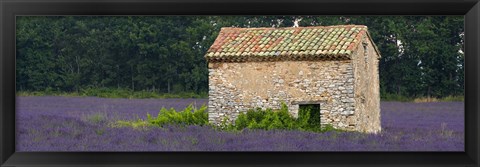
left=16, top=96, right=464, bottom=151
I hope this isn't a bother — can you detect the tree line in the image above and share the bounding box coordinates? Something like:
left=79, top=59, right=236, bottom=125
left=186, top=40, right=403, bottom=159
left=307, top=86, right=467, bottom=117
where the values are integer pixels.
left=16, top=16, right=464, bottom=98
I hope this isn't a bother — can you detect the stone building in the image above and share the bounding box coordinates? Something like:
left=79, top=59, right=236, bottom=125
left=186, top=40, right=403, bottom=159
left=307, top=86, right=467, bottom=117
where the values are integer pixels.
left=205, top=25, right=381, bottom=133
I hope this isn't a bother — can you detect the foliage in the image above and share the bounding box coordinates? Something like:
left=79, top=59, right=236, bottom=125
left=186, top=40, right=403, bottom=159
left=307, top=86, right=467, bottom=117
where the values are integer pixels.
left=17, top=88, right=207, bottom=99
left=230, top=103, right=341, bottom=133
left=114, top=104, right=209, bottom=128
left=147, top=104, right=208, bottom=126
left=16, top=16, right=212, bottom=95
left=113, top=120, right=152, bottom=130
left=297, top=104, right=322, bottom=131
left=381, top=93, right=464, bottom=102
left=440, top=95, right=464, bottom=102
left=380, top=93, right=414, bottom=102
left=85, top=113, right=106, bottom=124
left=233, top=104, right=297, bottom=131
left=113, top=101, right=339, bottom=133
left=16, top=16, right=464, bottom=99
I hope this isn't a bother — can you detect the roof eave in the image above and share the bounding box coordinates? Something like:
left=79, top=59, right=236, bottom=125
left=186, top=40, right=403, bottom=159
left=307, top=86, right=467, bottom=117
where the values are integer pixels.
left=365, top=31, right=382, bottom=59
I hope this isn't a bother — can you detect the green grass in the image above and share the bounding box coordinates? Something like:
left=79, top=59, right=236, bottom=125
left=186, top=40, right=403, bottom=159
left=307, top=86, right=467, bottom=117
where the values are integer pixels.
left=18, top=88, right=462, bottom=102
left=439, top=95, right=464, bottom=102
left=381, top=93, right=464, bottom=102
left=380, top=93, right=413, bottom=102
left=17, top=88, right=208, bottom=99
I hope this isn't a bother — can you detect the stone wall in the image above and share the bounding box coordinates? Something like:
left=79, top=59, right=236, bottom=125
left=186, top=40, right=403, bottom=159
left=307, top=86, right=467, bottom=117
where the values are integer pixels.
left=350, top=37, right=382, bottom=133
left=207, top=60, right=358, bottom=131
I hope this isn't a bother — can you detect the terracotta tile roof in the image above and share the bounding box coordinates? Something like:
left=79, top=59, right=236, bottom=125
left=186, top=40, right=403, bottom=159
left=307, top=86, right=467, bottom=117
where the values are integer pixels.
left=205, top=25, right=377, bottom=62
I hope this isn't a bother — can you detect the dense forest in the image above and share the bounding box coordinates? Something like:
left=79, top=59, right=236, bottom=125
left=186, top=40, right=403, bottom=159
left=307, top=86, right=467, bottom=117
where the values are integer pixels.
left=16, top=16, right=464, bottom=98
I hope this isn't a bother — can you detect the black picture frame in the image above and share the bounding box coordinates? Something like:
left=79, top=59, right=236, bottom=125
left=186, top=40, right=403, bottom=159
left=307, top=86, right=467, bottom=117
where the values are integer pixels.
left=1, top=0, right=479, bottom=166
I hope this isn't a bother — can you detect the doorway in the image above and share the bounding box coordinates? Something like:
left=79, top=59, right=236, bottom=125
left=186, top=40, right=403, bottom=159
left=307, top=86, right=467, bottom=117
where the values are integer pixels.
left=298, top=104, right=321, bottom=129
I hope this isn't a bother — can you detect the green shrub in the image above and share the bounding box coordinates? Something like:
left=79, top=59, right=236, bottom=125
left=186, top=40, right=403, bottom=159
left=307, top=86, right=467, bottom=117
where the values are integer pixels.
left=114, top=104, right=209, bottom=128
left=233, top=104, right=294, bottom=131
left=231, top=103, right=339, bottom=133
left=114, top=102, right=340, bottom=133
left=297, top=104, right=321, bottom=131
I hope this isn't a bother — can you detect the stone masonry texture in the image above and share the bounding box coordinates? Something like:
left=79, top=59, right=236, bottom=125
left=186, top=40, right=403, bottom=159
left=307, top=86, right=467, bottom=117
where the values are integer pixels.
left=206, top=26, right=381, bottom=133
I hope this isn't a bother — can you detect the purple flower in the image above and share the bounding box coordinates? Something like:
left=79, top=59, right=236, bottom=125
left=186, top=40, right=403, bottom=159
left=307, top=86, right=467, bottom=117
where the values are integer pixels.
left=16, top=96, right=464, bottom=151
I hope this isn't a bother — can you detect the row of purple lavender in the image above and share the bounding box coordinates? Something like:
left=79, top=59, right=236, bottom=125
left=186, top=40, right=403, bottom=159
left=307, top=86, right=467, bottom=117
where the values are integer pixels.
left=16, top=96, right=463, bottom=151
